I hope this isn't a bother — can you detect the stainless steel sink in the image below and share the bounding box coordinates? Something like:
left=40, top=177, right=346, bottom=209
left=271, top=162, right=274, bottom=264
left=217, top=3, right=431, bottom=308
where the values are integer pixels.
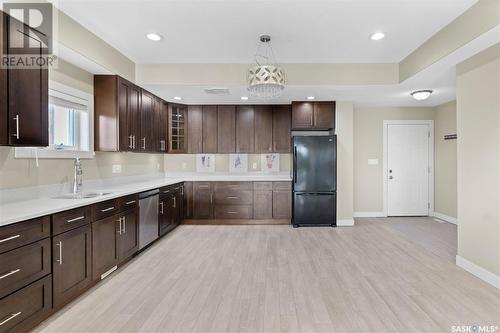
left=52, top=192, right=113, bottom=199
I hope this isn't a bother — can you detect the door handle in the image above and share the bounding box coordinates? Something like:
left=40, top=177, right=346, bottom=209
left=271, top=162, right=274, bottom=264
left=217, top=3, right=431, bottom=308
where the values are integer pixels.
left=66, top=216, right=85, bottom=223
left=122, top=216, right=126, bottom=234
left=172, top=196, right=176, bottom=208
left=0, top=269, right=20, bottom=280
left=133, top=135, right=136, bottom=149
left=0, top=234, right=20, bottom=243
left=100, top=207, right=115, bottom=213
left=129, top=135, right=133, bottom=149
left=142, top=137, right=146, bottom=150
left=160, top=201, right=164, bottom=215
left=0, top=312, right=22, bottom=327
left=55, top=241, right=63, bottom=265
left=293, top=146, right=297, bottom=183
left=12, top=115, right=20, bottom=139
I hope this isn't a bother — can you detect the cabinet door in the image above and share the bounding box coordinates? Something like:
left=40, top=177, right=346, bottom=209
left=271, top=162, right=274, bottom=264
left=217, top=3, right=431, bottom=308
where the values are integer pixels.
left=92, top=215, right=119, bottom=280
left=217, top=105, right=236, bottom=153
left=159, top=100, right=169, bottom=152
left=273, top=105, right=291, bottom=153
left=273, top=191, right=291, bottom=219
left=184, top=182, right=194, bottom=219
left=253, top=191, right=273, bottom=219
left=291, top=102, right=314, bottom=130
left=313, top=102, right=335, bottom=129
left=236, top=105, right=254, bottom=152
left=129, top=84, right=142, bottom=151
left=187, top=105, right=203, bottom=153
left=168, top=104, right=187, bottom=153
left=117, top=78, right=132, bottom=151
left=202, top=105, right=218, bottom=153
left=193, top=182, right=213, bottom=219
left=6, top=14, right=48, bottom=146
left=140, top=90, right=154, bottom=151
left=153, top=98, right=167, bottom=152
left=53, top=225, right=92, bottom=308
left=254, top=105, right=273, bottom=153
left=159, top=197, right=170, bottom=235
left=118, top=209, right=138, bottom=261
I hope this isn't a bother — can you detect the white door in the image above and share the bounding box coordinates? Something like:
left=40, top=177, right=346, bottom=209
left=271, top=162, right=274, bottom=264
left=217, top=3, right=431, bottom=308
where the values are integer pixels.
left=387, top=124, right=430, bottom=216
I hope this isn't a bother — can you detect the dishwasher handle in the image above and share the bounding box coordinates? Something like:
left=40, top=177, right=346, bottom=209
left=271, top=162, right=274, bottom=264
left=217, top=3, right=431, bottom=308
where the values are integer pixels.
left=139, top=189, right=160, bottom=200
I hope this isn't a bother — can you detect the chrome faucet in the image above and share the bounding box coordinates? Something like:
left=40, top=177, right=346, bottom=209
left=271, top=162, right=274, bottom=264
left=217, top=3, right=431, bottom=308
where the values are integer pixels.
left=73, top=158, right=83, bottom=193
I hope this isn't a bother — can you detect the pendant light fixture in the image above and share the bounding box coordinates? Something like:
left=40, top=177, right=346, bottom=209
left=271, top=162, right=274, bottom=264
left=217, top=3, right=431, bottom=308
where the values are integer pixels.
left=247, top=35, right=286, bottom=98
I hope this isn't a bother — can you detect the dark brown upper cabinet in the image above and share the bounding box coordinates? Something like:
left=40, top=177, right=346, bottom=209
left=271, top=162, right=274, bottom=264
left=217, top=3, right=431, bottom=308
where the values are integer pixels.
left=168, top=103, right=187, bottom=153
left=187, top=105, right=203, bottom=154
left=0, top=11, right=48, bottom=147
left=272, top=105, right=292, bottom=153
left=292, top=101, right=335, bottom=130
left=202, top=105, right=217, bottom=153
left=155, top=98, right=168, bottom=152
left=94, top=75, right=141, bottom=151
left=140, top=90, right=155, bottom=152
left=254, top=105, right=273, bottom=153
left=236, top=105, right=254, bottom=153
left=217, top=105, right=236, bottom=153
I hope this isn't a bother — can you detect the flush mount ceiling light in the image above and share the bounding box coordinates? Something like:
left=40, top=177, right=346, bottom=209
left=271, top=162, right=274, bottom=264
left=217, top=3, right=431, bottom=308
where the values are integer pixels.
left=307, top=96, right=315, bottom=100
left=241, top=96, right=249, bottom=101
left=247, top=35, right=286, bottom=99
left=173, top=96, right=182, bottom=101
left=411, top=90, right=433, bottom=101
left=146, top=33, right=163, bottom=41
left=370, top=32, right=385, bottom=41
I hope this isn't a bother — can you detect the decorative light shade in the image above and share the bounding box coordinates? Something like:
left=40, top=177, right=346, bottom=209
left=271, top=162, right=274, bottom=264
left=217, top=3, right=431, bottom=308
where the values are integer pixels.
left=247, top=64, right=285, bottom=98
left=247, top=35, right=285, bottom=98
left=411, top=90, right=433, bottom=101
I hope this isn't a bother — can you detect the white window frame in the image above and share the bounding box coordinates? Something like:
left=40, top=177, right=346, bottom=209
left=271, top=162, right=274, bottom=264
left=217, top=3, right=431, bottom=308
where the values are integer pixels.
left=15, top=81, right=95, bottom=159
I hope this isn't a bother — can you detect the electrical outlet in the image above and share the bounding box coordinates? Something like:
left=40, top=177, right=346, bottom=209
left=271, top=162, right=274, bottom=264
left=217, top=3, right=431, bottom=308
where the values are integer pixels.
left=182, top=162, right=187, bottom=169
left=252, top=162, right=257, bottom=170
left=112, top=164, right=122, bottom=173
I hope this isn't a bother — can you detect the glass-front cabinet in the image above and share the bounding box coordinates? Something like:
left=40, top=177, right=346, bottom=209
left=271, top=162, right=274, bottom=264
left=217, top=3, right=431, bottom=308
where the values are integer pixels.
left=168, top=104, right=187, bottom=153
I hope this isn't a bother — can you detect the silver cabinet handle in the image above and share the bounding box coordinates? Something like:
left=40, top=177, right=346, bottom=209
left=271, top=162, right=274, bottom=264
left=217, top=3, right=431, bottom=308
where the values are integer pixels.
left=0, top=312, right=22, bottom=326
left=12, top=115, right=19, bottom=139
left=122, top=216, right=126, bottom=234
left=227, top=211, right=238, bottom=214
left=129, top=135, right=133, bottom=149
left=199, top=185, right=209, bottom=189
left=100, top=207, right=115, bottom=213
left=163, top=190, right=170, bottom=193
left=0, top=269, right=20, bottom=280
left=125, top=200, right=136, bottom=205
left=172, top=196, right=176, bottom=208
left=117, top=217, right=123, bottom=235
left=66, top=216, right=85, bottom=223
left=0, top=235, right=20, bottom=243
left=142, top=137, right=146, bottom=150
left=227, top=196, right=239, bottom=200
left=160, top=201, right=164, bottom=215
left=181, top=186, right=184, bottom=195
left=132, top=135, right=136, bottom=149
left=56, top=241, right=62, bottom=265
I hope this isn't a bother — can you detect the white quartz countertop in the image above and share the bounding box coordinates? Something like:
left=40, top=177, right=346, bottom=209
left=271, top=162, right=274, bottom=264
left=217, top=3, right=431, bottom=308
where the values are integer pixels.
left=0, top=173, right=292, bottom=227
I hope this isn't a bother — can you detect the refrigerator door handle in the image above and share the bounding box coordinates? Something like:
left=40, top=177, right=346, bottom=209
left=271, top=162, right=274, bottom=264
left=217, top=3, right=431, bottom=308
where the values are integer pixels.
left=293, top=146, right=297, bottom=183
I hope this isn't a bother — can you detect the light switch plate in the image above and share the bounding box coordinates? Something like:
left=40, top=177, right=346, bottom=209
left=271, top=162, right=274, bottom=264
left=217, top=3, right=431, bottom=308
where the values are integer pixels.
left=182, top=162, right=187, bottom=169
left=368, top=159, right=379, bottom=165
left=112, top=164, right=122, bottom=173
left=252, top=162, right=257, bottom=170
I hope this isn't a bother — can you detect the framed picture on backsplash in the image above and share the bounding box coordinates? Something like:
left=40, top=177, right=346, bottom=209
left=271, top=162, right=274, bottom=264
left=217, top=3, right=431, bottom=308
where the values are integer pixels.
left=261, top=153, right=280, bottom=173
left=229, top=154, right=248, bottom=173
left=196, top=154, right=215, bottom=173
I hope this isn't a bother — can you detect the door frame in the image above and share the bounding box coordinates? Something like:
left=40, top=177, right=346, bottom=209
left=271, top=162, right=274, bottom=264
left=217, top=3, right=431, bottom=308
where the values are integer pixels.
left=382, top=120, right=434, bottom=217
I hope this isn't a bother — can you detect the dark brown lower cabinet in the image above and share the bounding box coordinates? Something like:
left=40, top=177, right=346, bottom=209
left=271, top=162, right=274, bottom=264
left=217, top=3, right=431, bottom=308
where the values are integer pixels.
left=253, top=190, right=273, bottom=219
left=0, top=275, right=52, bottom=333
left=117, top=209, right=138, bottom=261
left=272, top=191, right=292, bottom=219
left=193, top=182, right=213, bottom=219
left=159, top=194, right=173, bottom=236
left=92, top=215, right=119, bottom=280
left=184, top=182, right=194, bottom=219
left=52, top=225, right=92, bottom=308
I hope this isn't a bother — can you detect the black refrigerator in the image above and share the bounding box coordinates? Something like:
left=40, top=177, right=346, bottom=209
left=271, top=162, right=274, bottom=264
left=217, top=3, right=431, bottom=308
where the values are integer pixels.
left=292, top=135, right=337, bottom=227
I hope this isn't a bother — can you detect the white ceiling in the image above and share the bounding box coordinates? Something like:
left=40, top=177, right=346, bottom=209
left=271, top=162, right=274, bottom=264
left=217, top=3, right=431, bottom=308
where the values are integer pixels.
left=58, top=0, right=477, bottom=64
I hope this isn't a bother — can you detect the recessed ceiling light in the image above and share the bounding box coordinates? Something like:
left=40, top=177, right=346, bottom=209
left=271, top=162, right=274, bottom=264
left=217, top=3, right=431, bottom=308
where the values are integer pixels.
left=370, top=32, right=385, bottom=41
left=410, top=90, right=433, bottom=101
left=307, top=96, right=315, bottom=100
left=241, top=96, right=249, bottom=101
left=173, top=96, right=182, bottom=101
left=146, top=33, right=163, bottom=41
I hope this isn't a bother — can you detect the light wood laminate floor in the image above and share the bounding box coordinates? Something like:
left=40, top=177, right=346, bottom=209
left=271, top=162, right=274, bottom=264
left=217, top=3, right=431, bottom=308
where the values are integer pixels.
left=36, top=219, right=500, bottom=333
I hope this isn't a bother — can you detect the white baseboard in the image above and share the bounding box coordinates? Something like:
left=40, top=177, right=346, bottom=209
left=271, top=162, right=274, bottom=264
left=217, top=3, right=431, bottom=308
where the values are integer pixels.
left=337, top=218, right=355, bottom=226
left=433, top=212, right=458, bottom=225
left=353, top=212, right=385, bottom=218
left=456, top=255, right=500, bottom=290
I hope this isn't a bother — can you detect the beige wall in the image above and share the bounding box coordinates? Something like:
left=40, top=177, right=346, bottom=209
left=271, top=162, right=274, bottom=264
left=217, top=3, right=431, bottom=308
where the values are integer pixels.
left=434, top=101, right=457, bottom=218
left=336, top=102, right=354, bottom=221
left=353, top=106, right=436, bottom=213
left=164, top=154, right=291, bottom=173
left=456, top=49, right=500, bottom=277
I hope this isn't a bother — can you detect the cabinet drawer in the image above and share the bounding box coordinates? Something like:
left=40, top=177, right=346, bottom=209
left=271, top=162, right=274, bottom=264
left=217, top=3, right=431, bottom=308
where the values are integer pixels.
left=0, top=217, right=50, bottom=254
left=273, top=181, right=292, bottom=191
left=52, top=206, right=91, bottom=236
left=92, top=199, right=119, bottom=221
left=253, top=182, right=273, bottom=191
left=118, top=194, right=138, bottom=212
left=0, top=239, right=51, bottom=300
left=214, top=182, right=252, bottom=191
left=159, top=185, right=174, bottom=198
left=214, top=205, right=252, bottom=219
left=214, top=191, right=252, bottom=205
left=193, top=182, right=211, bottom=191
left=0, top=275, right=52, bottom=333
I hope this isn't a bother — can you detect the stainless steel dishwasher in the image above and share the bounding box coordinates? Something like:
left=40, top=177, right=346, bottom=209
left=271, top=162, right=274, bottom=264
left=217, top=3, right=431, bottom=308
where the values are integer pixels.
left=138, top=189, right=159, bottom=250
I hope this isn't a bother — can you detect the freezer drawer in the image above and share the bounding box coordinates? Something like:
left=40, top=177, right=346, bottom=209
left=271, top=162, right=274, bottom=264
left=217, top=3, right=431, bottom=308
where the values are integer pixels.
left=293, top=192, right=336, bottom=226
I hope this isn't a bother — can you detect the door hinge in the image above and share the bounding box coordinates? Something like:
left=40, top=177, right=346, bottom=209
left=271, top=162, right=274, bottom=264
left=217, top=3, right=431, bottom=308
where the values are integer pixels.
left=428, top=203, right=430, bottom=209
left=428, top=131, right=431, bottom=138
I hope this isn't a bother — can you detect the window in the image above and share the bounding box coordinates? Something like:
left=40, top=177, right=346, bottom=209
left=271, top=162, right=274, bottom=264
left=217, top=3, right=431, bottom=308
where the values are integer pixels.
left=15, top=81, right=94, bottom=159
